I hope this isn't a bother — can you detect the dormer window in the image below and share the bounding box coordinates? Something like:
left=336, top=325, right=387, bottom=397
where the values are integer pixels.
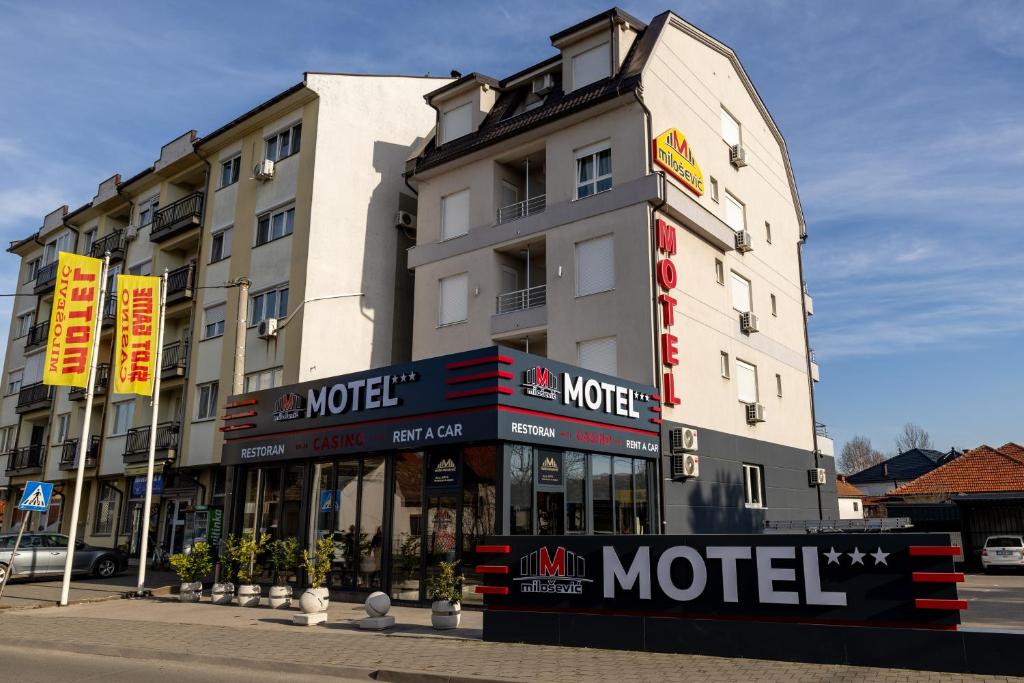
left=441, top=102, right=473, bottom=144
left=572, top=42, right=610, bottom=90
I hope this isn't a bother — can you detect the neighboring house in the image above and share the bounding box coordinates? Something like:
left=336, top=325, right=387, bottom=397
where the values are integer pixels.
left=836, top=475, right=865, bottom=519
left=846, top=448, right=958, bottom=496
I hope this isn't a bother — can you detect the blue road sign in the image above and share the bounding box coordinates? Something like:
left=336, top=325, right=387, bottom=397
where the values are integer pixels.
left=18, top=481, right=53, bottom=511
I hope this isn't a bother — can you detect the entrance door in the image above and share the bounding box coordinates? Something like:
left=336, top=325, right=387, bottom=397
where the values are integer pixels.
left=30, top=425, right=44, bottom=447
left=536, top=491, right=564, bottom=535
left=163, top=498, right=191, bottom=555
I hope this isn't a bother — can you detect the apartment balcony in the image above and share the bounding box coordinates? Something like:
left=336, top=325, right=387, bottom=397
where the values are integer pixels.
left=805, top=293, right=814, bottom=316
left=161, top=340, right=189, bottom=380
left=24, top=321, right=49, bottom=351
left=5, top=445, right=44, bottom=476
left=809, top=348, right=820, bottom=383
left=816, top=422, right=834, bottom=457
left=496, top=194, right=546, bottom=225
left=123, top=422, right=180, bottom=466
left=34, top=261, right=58, bottom=294
left=150, top=192, right=203, bottom=243
left=89, top=229, right=128, bottom=262
left=59, top=435, right=101, bottom=471
left=69, top=363, right=109, bottom=401
left=165, top=262, right=196, bottom=306
left=101, top=293, right=117, bottom=327
left=492, top=285, right=547, bottom=336
left=16, top=382, right=53, bottom=414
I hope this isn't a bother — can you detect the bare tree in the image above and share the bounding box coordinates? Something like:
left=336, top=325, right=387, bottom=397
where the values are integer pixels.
left=838, top=436, right=886, bottom=475
left=895, top=423, right=933, bottom=453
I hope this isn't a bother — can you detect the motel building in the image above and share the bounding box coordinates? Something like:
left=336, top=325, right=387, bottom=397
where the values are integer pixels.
left=0, top=7, right=838, bottom=606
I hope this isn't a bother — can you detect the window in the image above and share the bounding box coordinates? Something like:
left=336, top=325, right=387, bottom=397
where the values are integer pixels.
left=776, top=373, right=783, bottom=397
left=710, top=177, right=719, bottom=202
left=736, top=359, right=758, bottom=404
left=575, top=143, right=612, bottom=199
left=0, top=426, right=10, bottom=452
left=56, top=230, right=74, bottom=255
left=577, top=336, right=617, bottom=376
left=55, top=413, right=70, bottom=444
left=256, top=206, right=295, bottom=246
left=7, top=369, right=23, bottom=395
left=94, top=485, right=118, bottom=535
left=853, top=501, right=860, bottom=512
left=196, top=382, right=219, bottom=420
left=250, top=286, right=289, bottom=325
left=720, top=351, right=730, bottom=379
left=440, top=103, right=472, bottom=144
left=765, top=221, right=772, bottom=244
left=220, top=155, right=241, bottom=188
left=438, top=273, right=468, bottom=326
left=244, top=367, right=283, bottom=393
left=210, top=227, right=232, bottom=262
left=24, top=353, right=43, bottom=384
left=743, top=463, right=764, bottom=508
left=203, top=303, right=226, bottom=339
left=139, top=198, right=160, bottom=226
left=721, top=107, right=742, bottom=147
left=440, top=189, right=470, bottom=240
left=112, top=401, right=135, bottom=435
left=83, top=229, right=97, bottom=255
left=128, top=260, right=152, bottom=276
left=575, top=235, right=614, bottom=296
left=770, top=293, right=777, bottom=316
left=715, top=258, right=725, bottom=285
left=725, top=192, right=745, bottom=232
left=572, top=42, right=611, bottom=90
left=730, top=272, right=751, bottom=313
left=265, top=122, right=302, bottom=162
left=25, top=258, right=40, bottom=283
left=14, top=312, right=34, bottom=338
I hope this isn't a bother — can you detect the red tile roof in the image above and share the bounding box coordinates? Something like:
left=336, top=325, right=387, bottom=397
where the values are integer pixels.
left=890, top=444, right=1024, bottom=495
left=836, top=477, right=865, bottom=497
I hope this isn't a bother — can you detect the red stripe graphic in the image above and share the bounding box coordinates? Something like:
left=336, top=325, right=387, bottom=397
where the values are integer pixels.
left=220, top=423, right=256, bottom=432
left=915, top=598, right=968, bottom=611
left=446, top=355, right=514, bottom=370
left=224, top=398, right=258, bottom=409
left=909, top=546, right=960, bottom=556
left=221, top=410, right=257, bottom=421
left=475, top=565, right=509, bottom=574
left=476, top=545, right=511, bottom=554
left=446, top=386, right=514, bottom=400
left=912, top=572, right=965, bottom=583
left=474, top=586, right=509, bottom=595
left=447, top=370, right=514, bottom=385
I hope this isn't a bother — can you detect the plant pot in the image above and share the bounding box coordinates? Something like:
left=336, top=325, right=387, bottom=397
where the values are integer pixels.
left=236, top=584, right=262, bottom=607
left=179, top=581, right=203, bottom=603
left=211, top=582, right=234, bottom=605
left=268, top=584, right=292, bottom=609
left=298, top=587, right=329, bottom=614
left=431, top=600, right=461, bottom=629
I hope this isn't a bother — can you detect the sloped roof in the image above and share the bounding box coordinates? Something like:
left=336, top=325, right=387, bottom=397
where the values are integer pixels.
left=847, top=448, right=948, bottom=484
left=890, top=445, right=1024, bottom=495
left=836, top=477, right=865, bottom=498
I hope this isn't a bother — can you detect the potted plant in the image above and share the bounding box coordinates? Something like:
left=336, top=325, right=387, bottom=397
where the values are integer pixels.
left=427, top=560, right=463, bottom=629
left=211, top=535, right=237, bottom=605
left=169, top=541, right=212, bottom=602
left=268, top=537, right=300, bottom=609
left=298, top=536, right=334, bottom=614
left=234, top=531, right=269, bottom=607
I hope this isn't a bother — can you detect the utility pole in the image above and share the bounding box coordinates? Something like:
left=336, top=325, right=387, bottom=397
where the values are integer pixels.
left=232, top=277, right=250, bottom=394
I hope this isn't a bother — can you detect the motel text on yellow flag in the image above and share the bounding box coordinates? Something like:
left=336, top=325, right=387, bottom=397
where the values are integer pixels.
left=44, top=252, right=103, bottom=388
left=113, top=275, right=161, bottom=396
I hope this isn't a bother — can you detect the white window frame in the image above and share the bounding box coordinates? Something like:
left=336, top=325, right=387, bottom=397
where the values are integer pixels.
left=721, top=107, right=742, bottom=148
left=440, top=103, right=472, bottom=144
left=715, top=259, right=725, bottom=285
left=725, top=192, right=745, bottom=233
left=25, top=257, right=40, bottom=284
left=571, top=42, right=611, bottom=90
left=14, top=311, right=35, bottom=339
left=265, top=122, right=302, bottom=162
left=720, top=351, right=730, bottom=379
left=55, top=413, right=70, bottom=444
left=128, top=260, right=152, bottom=276
left=203, top=303, right=226, bottom=340
left=574, top=142, right=612, bottom=199
left=112, top=400, right=135, bottom=436
left=256, top=206, right=295, bottom=246
left=440, top=189, right=470, bottom=240
left=575, top=234, right=615, bottom=297
left=438, top=273, right=469, bottom=327
left=736, top=359, right=758, bottom=404
left=138, top=196, right=160, bottom=227
left=196, top=381, right=219, bottom=421
left=770, top=293, right=777, bottom=317
left=220, top=155, right=241, bottom=188
left=776, top=373, right=783, bottom=397
left=730, top=272, right=752, bottom=313
left=83, top=229, right=97, bottom=255
left=7, top=369, right=23, bottom=395
left=210, top=227, right=233, bottom=263
left=743, top=463, right=764, bottom=508
left=94, top=485, right=118, bottom=536
left=765, top=221, right=772, bottom=244
left=577, top=336, right=618, bottom=376
left=709, top=177, right=719, bottom=203
left=249, top=285, right=289, bottom=326
left=244, top=367, right=283, bottom=393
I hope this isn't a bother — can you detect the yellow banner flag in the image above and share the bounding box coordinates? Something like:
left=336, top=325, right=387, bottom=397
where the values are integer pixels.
left=113, top=275, right=161, bottom=396
left=44, top=253, right=104, bottom=388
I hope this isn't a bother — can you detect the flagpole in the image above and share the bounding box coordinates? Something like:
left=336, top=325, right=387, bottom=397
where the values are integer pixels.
left=136, top=269, right=168, bottom=595
left=59, top=253, right=110, bottom=607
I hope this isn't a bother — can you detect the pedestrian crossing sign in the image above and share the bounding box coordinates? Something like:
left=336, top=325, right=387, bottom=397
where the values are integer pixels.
left=18, top=481, right=52, bottom=511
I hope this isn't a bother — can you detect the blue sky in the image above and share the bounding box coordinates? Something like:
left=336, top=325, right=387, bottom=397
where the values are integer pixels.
left=0, top=1, right=1021, bottom=454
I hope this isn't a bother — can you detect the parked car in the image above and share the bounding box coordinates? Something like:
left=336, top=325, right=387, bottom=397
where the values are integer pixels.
left=0, top=533, right=129, bottom=583
left=981, top=535, right=1024, bottom=572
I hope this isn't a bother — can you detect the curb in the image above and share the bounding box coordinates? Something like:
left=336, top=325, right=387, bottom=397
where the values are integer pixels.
left=2, top=584, right=174, bottom=611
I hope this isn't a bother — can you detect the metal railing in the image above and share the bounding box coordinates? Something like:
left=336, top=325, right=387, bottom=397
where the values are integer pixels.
left=16, top=382, right=53, bottom=409
left=102, top=293, right=118, bottom=323
left=151, top=192, right=203, bottom=240
left=815, top=422, right=829, bottom=438
left=124, top=422, right=180, bottom=456
left=60, top=435, right=101, bottom=469
left=7, top=444, right=44, bottom=472
left=89, top=229, right=127, bottom=259
left=496, top=194, right=546, bottom=224
left=496, top=284, right=547, bottom=315
left=25, top=321, right=49, bottom=350
left=69, top=363, right=109, bottom=400
left=809, top=348, right=817, bottom=363
left=161, top=340, right=189, bottom=375
left=35, top=261, right=58, bottom=290
left=166, top=261, right=196, bottom=298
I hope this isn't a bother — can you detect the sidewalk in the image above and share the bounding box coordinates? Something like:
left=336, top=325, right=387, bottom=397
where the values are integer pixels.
left=0, top=570, right=177, bottom=609
left=0, top=598, right=1020, bottom=682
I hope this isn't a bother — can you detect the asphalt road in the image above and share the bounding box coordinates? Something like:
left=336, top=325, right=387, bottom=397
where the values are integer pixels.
left=960, top=571, right=1024, bottom=630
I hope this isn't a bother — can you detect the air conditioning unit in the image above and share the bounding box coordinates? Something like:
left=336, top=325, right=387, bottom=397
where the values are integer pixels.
left=257, top=317, right=279, bottom=339
left=746, top=402, right=766, bottom=424
left=671, top=452, right=700, bottom=479
left=532, top=73, right=554, bottom=96
left=253, top=159, right=275, bottom=181
left=735, top=230, right=753, bottom=253
left=808, top=468, right=827, bottom=486
left=394, top=210, right=416, bottom=229
left=669, top=427, right=699, bottom=453
left=730, top=144, right=748, bottom=168
left=740, top=311, right=759, bottom=334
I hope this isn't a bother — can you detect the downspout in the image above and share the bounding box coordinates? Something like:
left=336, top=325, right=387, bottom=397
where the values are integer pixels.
left=796, top=234, right=823, bottom=521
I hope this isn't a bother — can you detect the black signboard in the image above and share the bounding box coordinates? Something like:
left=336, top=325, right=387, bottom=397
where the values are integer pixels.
left=427, top=452, right=461, bottom=491
left=537, top=450, right=563, bottom=486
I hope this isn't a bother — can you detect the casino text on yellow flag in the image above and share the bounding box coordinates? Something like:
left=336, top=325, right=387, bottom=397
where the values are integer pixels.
left=113, top=275, right=161, bottom=396
left=44, top=253, right=103, bottom=388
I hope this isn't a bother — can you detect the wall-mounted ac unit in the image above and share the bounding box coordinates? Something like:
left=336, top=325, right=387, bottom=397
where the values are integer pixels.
left=740, top=311, right=759, bottom=334
left=532, top=73, right=554, bottom=96
left=253, top=159, right=275, bottom=181
left=730, top=144, right=748, bottom=168
left=735, top=230, right=753, bottom=253
left=257, top=317, right=279, bottom=339
left=669, top=427, right=699, bottom=453
left=671, top=452, right=700, bottom=479
left=808, top=468, right=827, bottom=486
left=394, top=210, right=416, bottom=229
left=746, top=402, right=766, bottom=424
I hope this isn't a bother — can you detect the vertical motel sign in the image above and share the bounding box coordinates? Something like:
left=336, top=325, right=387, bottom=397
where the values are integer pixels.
left=656, top=219, right=681, bottom=407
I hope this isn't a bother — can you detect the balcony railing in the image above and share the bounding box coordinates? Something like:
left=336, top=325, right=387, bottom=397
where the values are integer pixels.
left=59, top=436, right=101, bottom=470
left=496, top=285, right=546, bottom=315
left=34, top=261, right=58, bottom=293
left=809, top=348, right=817, bottom=363
left=89, top=229, right=128, bottom=261
left=25, top=321, right=49, bottom=351
left=165, top=262, right=196, bottom=305
left=161, top=340, right=189, bottom=379
left=102, top=293, right=117, bottom=326
left=815, top=422, right=829, bottom=438
left=496, top=194, right=546, bottom=224
left=69, top=363, right=109, bottom=401
left=16, top=382, right=54, bottom=413
left=151, top=192, right=203, bottom=242
left=6, top=444, right=44, bottom=474
left=123, top=422, right=180, bottom=463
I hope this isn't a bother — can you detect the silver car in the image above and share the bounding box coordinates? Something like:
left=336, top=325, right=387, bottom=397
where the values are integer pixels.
left=0, top=533, right=129, bottom=583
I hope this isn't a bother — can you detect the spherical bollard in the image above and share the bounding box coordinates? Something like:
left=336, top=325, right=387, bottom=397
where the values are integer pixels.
left=365, top=591, right=391, bottom=618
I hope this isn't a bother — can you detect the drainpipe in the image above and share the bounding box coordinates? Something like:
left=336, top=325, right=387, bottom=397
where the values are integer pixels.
left=796, top=235, right=824, bottom=521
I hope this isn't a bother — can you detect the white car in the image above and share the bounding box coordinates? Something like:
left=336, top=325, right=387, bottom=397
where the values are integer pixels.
left=981, top=535, right=1024, bottom=571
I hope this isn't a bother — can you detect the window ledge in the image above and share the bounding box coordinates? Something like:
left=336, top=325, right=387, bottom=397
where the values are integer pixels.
left=192, top=417, right=217, bottom=424
left=437, top=320, right=467, bottom=329
left=572, top=187, right=613, bottom=203
left=574, top=288, right=615, bottom=299
left=201, top=334, right=225, bottom=342
left=253, top=233, right=293, bottom=249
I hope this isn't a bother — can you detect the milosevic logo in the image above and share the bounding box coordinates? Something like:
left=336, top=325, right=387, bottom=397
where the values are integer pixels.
left=541, top=456, right=559, bottom=472
left=516, top=546, right=592, bottom=594
left=435, top=457, right=457, bottom=472
left=273, top=392, right=305, bottom=421
left=523, top=366, right=560, bottom=400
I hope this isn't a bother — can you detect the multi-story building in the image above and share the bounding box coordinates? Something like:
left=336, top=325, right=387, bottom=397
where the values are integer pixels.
left=405, top=8, right=838, bottom=532
left=0, top=72, right=444, bottom=554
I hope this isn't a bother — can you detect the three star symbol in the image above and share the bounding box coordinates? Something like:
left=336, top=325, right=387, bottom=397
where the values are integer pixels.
left=632, top=390, right=650, bottom=402
left=822, top=546, right=889, bottom=567
left=390, top=371, right=420, bottom=384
